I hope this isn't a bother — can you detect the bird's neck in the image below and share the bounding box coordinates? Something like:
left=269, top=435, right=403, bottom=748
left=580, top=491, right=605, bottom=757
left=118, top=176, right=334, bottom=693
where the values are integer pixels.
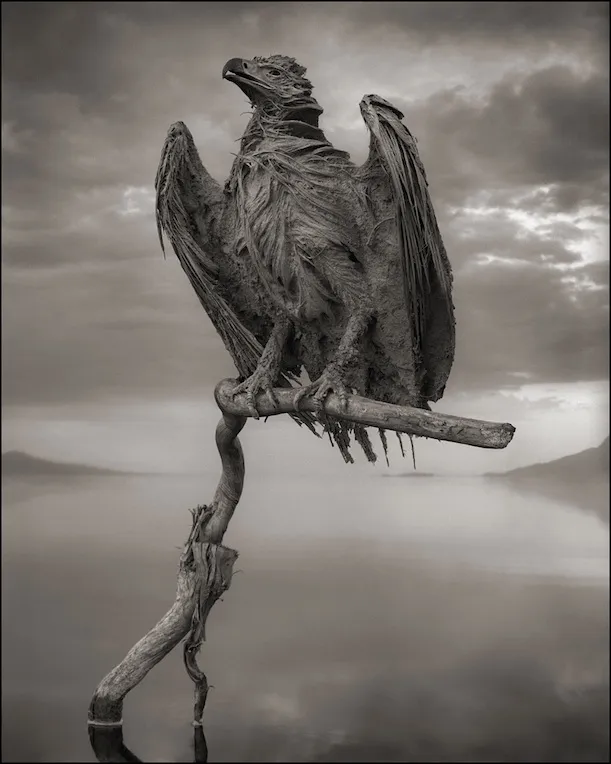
left=241, top=96, right=328, bottom=149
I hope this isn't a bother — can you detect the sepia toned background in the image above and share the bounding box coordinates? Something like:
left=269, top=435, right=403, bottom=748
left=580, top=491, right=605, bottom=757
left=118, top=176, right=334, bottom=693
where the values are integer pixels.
left=2, top=0, right=608, bottom=473
left=2, top=2, right=609, bottom=762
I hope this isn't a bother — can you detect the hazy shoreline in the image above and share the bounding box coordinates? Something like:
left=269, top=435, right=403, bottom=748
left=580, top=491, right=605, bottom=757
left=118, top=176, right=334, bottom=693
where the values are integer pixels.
left=2, top=463, right=608, bottom=762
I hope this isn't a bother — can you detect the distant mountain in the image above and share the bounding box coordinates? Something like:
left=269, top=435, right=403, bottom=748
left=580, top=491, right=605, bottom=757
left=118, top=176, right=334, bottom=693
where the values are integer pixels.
left=489, top=438, right=609, bottom=522
left=1, top=451, right=141, bottom=477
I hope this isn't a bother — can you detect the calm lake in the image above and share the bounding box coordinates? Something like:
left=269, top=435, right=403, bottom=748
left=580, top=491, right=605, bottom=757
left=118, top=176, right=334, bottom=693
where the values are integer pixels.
left=2, top=472, right=609, bottom=762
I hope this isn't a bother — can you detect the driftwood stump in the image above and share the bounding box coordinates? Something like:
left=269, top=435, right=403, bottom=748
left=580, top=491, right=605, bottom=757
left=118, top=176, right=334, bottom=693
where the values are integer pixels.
left=88, top=409, right=245, bottom=729
left=88, top=380, right=515, bottom=755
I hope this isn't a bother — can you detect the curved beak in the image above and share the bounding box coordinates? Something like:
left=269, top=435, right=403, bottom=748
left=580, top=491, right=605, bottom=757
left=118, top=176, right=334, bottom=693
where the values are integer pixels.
left=221, top=57, right=272, bottom=97
left=222, top=58, right=248, bottom=80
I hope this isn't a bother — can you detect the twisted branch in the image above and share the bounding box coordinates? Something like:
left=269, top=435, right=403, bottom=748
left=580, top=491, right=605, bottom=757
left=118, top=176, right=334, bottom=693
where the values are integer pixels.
left=88, top=380, right=515, bottom=738
left=88, top=413, right=246, bottom=729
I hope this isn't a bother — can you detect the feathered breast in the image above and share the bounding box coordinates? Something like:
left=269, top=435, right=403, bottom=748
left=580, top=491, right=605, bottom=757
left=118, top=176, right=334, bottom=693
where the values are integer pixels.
left=230, top=138, right=360, bottom=322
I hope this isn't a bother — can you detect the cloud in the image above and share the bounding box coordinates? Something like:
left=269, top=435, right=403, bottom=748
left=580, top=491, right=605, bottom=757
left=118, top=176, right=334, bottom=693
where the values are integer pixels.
left=1, top=258, right=236, bottom=406
left=451, top=257, right=609, bottom=393
left=1, top=2, right=608, bottom=407
left=344, top=0, right=609, bottom=49
left=391, top=64, right=609, bottom=216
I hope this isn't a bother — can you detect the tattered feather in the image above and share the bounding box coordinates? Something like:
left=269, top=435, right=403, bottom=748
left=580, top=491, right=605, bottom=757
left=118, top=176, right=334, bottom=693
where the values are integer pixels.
left=155, top=69, right=454, bottom=468
left=155, top=126, right=319, bottom=435
left=230, top=136, right=358, bottom=323
left=360, top=96, right=453, bottom=355
left=228, top=130, right=385, bottom=463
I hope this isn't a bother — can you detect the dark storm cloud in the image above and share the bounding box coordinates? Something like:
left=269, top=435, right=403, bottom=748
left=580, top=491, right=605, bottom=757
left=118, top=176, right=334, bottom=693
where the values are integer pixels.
left=410, top=65, right=609, bottom=213
left=3, top=4, right=607, bottom=218
left=1, top=2, right=608, bottom=406
left=346, top=1, right=609, bottom=64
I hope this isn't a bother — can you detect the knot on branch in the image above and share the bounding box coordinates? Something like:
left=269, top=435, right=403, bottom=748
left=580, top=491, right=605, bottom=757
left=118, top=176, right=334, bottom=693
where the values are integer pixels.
left=187, top=542, right=239, bottom=650
left=183, top=542, right=238, bottom=724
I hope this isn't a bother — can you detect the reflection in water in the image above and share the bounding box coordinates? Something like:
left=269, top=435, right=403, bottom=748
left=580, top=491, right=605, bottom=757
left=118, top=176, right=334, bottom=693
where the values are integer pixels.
left=88, top=726, right=141, bottom=763
left=194, top=725, right=209, bottom=763
left=2, top=474, right=608, bottom=761
left=89, top=723, right=208, bottom=763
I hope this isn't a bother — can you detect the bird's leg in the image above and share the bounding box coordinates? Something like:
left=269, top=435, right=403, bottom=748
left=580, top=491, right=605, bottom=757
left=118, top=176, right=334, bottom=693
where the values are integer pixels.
left=294, top=309, right=371, bottom=411
left=231, top=316, right=291, bottom=419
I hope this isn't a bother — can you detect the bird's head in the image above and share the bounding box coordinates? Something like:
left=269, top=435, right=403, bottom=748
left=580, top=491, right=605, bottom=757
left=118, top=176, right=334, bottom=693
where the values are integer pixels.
left=222, top=55, right=316, bottom=112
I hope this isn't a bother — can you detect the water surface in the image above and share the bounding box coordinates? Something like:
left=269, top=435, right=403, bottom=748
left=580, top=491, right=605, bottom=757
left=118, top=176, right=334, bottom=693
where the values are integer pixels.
left=2, top=473, right=609, bottom=761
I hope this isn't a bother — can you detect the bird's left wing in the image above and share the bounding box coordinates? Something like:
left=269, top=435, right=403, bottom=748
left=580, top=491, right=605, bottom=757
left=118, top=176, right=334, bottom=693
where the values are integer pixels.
left=356, top=95, right=455, bottom=403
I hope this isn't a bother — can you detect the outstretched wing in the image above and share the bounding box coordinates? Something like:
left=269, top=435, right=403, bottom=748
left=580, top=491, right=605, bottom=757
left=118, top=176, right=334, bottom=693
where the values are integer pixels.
left=155, top=121, right=318, bottom=433
left=357, top=95, right=455, bottom=402
left=155, top=121, right=263, bottom=377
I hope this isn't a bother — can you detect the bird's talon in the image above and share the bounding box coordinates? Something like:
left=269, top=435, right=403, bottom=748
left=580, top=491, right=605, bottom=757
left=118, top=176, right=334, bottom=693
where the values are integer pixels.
left=293, top=366, right=349, bottom=412
left=232, top=369, right=277, bottom=419
left=246, top=397, right=259, bottom=420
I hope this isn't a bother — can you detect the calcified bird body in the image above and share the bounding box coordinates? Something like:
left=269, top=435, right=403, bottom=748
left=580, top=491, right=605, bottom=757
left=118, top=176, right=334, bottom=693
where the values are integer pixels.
left=156, top=55, right=455, bottom=463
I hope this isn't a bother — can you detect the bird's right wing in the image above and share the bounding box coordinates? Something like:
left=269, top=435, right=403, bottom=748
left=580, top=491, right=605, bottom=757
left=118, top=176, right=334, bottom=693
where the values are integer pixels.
left=155, top=121, right=319, bottom=433
left=155, top=121, right=265, bottom=378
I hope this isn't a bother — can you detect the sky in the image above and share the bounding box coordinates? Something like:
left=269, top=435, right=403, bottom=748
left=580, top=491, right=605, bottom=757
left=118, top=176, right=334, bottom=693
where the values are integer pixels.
left=1, top=1, right=609, bottom=473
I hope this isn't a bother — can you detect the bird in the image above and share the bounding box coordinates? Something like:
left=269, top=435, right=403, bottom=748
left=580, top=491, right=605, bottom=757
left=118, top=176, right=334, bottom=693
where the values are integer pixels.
left=155, top=54, right=455, bottom=465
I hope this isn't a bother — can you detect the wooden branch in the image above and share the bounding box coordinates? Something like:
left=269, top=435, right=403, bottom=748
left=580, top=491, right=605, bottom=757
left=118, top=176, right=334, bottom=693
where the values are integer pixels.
left=88, top=557, right=199, bottom=727
left=88, top=377, right=516, bottom=742
left=215, top=379, right=515, bottom=450
left=88, top=413, right=246, bottom=729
